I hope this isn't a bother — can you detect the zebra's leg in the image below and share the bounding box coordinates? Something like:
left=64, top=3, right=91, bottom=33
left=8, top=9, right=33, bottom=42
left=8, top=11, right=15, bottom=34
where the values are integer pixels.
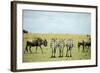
left=29, top=46, right=32, bottom=53
left=40, top=46, right=43, bottom=54
left=65, top=46, right=67, bottom=57
left=61, top=48, right=64, bottom=57
left=59, top=48, right=62, bottom=57
left=66, top=48, right=69, bottom=57
left=54, top=48, right=56, bottom=58
left=70, top=48, right=72, bottom=57
left=51, top=48, right=54, bottom=58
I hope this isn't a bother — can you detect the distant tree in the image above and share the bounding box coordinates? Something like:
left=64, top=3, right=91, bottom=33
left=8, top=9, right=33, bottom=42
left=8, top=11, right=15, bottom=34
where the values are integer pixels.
left=23, top=29, right=28, bottom=33
left=87, top=34, right=91, bottom=37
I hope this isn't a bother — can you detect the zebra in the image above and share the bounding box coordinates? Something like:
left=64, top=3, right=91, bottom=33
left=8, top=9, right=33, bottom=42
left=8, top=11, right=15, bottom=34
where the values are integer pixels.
left=66, top=39, right=73, bottom=57
left=57, top=39, right=65, bottom=57
left=50, top=38, right=65, bottom=58
left=50, top=38, right=58, bottom=58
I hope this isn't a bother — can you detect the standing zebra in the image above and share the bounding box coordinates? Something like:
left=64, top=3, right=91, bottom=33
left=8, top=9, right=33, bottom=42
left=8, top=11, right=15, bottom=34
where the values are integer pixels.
left=50, top=38, right=58, bottom=58
left=66, top=39, right=73, bottom=57
left=58, top=39, right=65, bottom=57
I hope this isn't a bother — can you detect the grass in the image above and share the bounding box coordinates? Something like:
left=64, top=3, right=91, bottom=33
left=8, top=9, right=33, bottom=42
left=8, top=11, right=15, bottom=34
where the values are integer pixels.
left=23, top=33, right=91, bottom=62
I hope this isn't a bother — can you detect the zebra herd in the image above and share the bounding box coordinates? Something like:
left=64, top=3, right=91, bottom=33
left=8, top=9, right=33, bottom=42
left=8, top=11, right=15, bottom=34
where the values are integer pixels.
left=50, top=38, right=73, bottom=58
left=24, top=37, right=91, bottom=58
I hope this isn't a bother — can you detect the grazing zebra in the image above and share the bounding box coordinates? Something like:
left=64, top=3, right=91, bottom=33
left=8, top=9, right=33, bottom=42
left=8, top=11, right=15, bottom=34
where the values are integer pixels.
left=57, top=39, right=65, bottom=57
left=66, top=39, right=73, bottom=57
left=50, top=38, right=58, bottom=58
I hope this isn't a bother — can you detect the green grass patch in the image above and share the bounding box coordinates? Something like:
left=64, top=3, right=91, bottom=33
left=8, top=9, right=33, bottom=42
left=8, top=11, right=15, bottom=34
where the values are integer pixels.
left=23, top=33, right=91, bottom=62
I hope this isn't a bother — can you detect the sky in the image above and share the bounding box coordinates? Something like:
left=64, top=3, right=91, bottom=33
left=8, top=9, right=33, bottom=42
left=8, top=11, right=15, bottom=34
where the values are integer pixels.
left=22, top=10, right=91, bottom=35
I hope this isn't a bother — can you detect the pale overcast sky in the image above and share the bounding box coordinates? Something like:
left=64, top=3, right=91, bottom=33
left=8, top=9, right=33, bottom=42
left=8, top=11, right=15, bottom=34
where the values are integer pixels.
left=23, top=10, right=91, bottom=34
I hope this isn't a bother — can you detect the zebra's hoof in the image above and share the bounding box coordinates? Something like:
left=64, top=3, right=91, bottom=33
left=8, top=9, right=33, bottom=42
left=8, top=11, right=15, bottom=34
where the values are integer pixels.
left=59, top=56, right=63, bottom=57
left=59, top=56, right=62, bottom=57
left=65, top=55, right=67, bottom=57
left=51, top=56, right=56, bottom=58
left=51, top=56, right=53, bottom=58
left=61, top=56, right=63, bottom=57
left=66, top=55, right=69, bottom=57
left=70, top=55, right=72, bottom=57
left=53, top=56, right=56, bottom=58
